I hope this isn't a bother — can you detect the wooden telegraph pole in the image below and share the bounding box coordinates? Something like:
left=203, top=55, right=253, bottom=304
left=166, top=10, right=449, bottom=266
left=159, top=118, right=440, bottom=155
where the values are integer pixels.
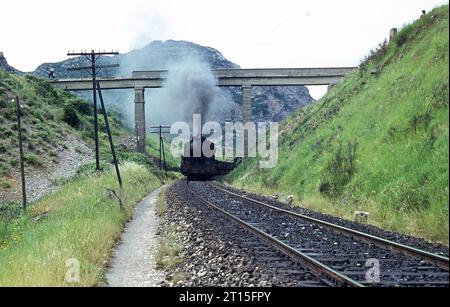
left=150, top=126, right=170, bottom=178
left=14, top=96, right=27, bottom=211
left=97, top=81, right=123, bottom=188
left=67, top=50, right=119, bottom=171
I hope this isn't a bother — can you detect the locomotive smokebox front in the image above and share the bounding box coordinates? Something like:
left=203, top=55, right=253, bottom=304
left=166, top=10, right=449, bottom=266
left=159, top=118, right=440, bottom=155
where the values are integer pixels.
left=183, top=135, right=216, bottom=159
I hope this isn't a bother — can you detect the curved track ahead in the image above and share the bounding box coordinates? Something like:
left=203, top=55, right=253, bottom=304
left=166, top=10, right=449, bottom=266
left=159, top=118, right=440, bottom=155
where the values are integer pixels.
left=186, top=181, right=449, bottom=287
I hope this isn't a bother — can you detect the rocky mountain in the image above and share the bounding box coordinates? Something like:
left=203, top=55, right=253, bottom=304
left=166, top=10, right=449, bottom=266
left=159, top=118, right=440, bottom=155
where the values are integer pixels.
left=33, top=40, right=314, bottom=122
left=0, top=52, right=22, bottom=75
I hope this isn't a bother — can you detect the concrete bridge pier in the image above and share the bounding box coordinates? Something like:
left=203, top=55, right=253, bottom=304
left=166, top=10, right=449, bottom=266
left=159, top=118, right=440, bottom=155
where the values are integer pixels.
left=134, top=87, right=146, bottom=153
left=327, top=83, right=337, bottom=93
left=242, top=85, right=252, bottom=123
left=242, top=85, right=253, bottom=158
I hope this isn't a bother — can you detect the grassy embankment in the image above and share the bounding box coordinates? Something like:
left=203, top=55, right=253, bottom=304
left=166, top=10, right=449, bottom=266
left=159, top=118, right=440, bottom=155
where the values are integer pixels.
left=227, top=6, right=449, bottom=244
left=0, top=72, right=83, bottom=188
left=0, top=162, right=162, bottom=286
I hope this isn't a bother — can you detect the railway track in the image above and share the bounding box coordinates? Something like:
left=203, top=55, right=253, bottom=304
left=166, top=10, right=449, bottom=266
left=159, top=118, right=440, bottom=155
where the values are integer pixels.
left=185, top=180, right=449, bottom=287
left=168, top=181, right=328, bottom=287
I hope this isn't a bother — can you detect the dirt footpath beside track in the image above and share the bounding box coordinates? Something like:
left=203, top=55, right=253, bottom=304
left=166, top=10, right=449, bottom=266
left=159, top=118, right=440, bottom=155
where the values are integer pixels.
left=107, top=187, right=166, bottom=287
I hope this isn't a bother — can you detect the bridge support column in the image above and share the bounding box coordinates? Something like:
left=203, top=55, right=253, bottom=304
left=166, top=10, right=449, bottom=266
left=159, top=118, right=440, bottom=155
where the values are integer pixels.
left=327, top=83, right=337, bottom=93
left=242, top=85, right=252, bottom=123
left=134, top=87, right=146, bottom=153
left=242, top=85, right=252, bottom=158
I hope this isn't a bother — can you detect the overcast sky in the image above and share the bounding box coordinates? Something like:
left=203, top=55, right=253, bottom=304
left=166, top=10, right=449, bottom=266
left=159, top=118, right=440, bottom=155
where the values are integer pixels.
left=1, top=0, right=448, bottom=98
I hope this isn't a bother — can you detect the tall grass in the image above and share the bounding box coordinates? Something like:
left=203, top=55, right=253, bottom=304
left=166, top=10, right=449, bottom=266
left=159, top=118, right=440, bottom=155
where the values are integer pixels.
left=0, top=162, right=161, bottom=286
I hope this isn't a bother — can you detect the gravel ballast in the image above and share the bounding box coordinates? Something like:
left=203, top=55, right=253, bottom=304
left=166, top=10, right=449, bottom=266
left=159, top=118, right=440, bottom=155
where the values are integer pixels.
left=214, top=182, right=449, bottom=257
left=161, top=181, right=325, bottom=287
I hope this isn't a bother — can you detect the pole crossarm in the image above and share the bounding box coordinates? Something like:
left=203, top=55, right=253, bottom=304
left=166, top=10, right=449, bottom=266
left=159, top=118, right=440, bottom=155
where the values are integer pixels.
left=67, top=51, right=119, bottom=56
left=150, top=126, right=171, bottom=131
left=67, top=64, right=120, bottom=72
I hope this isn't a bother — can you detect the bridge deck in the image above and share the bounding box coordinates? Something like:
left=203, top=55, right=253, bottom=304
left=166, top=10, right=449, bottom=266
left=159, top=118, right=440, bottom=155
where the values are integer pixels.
left=50, top=67, right=356, bottom=91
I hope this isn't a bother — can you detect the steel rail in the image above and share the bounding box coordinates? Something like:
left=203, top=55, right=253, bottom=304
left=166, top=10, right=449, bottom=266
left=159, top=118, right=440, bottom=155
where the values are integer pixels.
left=209, top=182, right=449, bottom=271
left=186, top=181, right=364, bottom=287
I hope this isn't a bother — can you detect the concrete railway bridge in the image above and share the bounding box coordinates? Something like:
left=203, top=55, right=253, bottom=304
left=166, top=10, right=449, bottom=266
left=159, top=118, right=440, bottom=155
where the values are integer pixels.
left=50, top=67, right=355, bottom=152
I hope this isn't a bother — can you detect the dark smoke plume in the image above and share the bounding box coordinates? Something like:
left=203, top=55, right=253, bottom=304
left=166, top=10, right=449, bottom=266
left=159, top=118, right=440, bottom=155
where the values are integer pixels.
left=151, top=57, right=233, bottom=125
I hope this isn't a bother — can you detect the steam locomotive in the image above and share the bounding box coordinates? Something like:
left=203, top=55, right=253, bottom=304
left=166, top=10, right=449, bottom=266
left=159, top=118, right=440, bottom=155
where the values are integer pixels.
left=180, top=136, right=235, bottom=180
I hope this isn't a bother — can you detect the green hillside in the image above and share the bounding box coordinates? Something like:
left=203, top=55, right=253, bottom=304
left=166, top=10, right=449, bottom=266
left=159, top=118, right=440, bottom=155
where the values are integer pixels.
left=0, top=71, right=176, bottom=285
left=227, top=6, right=449, bottom=243
left=0, top=72, right=85, bottom=174
left=0, top=70, right=177, bottom=200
